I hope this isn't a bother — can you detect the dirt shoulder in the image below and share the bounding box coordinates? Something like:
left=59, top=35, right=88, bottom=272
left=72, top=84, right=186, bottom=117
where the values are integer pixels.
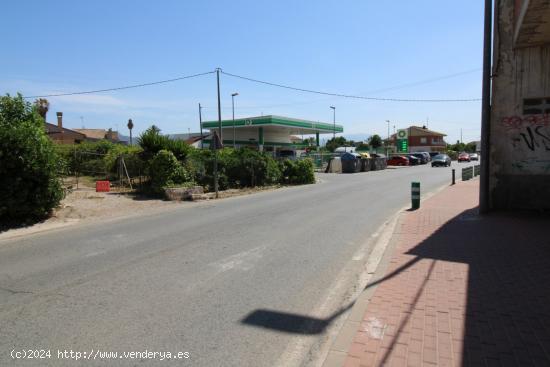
left=0, top=184, right=284, bottom=242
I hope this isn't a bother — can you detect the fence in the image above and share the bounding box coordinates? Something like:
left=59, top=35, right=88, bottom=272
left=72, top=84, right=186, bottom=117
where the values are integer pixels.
left=58, top=149, right=144, bottom=193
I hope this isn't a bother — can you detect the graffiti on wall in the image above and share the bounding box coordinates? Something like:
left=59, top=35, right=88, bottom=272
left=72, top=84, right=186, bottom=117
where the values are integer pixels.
left=501, top=114, right=550, bottom=151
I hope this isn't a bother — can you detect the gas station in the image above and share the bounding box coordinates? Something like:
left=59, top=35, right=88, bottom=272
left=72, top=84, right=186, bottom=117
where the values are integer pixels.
left=201, top=115, right=343, bottom=154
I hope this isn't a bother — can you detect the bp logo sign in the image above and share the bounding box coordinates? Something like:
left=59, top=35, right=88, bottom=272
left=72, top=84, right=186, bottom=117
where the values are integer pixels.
left=397, top=129, right=408, bottom=139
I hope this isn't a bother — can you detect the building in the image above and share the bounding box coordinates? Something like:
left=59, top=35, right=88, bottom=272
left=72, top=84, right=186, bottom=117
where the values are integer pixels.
left=44, top=111, right=122, bottom=145
left=73, top=128, right=120, bottom=143
left=391, top=125, right=447, bottom=153
left=486, top=0, right=550, bottom=210
left=201, top=115, right=343, bottom=153
left=44, top=112, right=87, bottom=144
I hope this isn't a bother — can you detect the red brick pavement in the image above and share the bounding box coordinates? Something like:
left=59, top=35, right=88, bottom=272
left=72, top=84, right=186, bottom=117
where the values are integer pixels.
left=341, top=180, right=550, bottom=367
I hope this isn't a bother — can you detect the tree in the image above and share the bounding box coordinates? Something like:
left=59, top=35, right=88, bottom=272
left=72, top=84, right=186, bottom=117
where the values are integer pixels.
left=325, top=136, right=349, bottom=152
left=369, top=134, right=383, bottom=150
left=34, top=98, right=50, bottom=121
left=0, top=94, right=64, bottom=225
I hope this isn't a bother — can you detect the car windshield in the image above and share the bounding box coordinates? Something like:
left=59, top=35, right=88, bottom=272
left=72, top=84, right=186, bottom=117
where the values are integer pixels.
left=434, top=154, right=446, bottom=159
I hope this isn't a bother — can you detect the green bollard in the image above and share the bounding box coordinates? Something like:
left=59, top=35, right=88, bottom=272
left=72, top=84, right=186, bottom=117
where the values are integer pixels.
left=411, top=182, right=420, bottom=209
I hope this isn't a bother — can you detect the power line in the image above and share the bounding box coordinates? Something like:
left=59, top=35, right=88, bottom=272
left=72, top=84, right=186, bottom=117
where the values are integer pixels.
left=221, top=70, right=481, bottom=102
left=361, top=68, right=482, bottom=95
left=23, top=70, right=216, bottom=99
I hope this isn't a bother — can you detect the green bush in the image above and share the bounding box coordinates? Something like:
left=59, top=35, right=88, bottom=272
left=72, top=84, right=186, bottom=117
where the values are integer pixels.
left=280, top=158, right=315, bottom=185
left=138, top=126, right=191, bottom=161
left=186, top=148, right=230, bottom=191
left=148, top=150, right=192, bottom=195
left=0, top=94, right=64, bottom=224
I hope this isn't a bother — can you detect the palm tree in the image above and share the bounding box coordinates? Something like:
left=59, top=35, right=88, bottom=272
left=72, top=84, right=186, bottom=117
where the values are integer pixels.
left=34, top=98, right=50, bottom=121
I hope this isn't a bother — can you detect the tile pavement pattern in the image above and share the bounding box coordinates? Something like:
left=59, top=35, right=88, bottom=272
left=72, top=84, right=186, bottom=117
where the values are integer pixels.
left=341, top=180, right=550, bottom=367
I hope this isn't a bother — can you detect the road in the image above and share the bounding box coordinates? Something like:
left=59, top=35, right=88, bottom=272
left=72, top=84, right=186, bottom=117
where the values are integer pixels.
left=0, top=162, right=478, bottom=366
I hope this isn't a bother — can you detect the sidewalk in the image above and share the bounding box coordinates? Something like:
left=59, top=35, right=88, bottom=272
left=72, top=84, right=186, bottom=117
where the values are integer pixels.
left=324, top=179, right=550, bottom=367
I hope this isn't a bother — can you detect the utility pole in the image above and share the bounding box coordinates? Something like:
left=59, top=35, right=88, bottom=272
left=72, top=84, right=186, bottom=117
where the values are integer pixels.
left=214, top=68, right=223, bottom=198
left=198, top=103, right=203, bottom=149
left=460, top=128, right=463, bottom=144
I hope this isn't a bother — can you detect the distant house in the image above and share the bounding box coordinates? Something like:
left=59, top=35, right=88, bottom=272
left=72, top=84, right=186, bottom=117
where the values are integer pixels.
left=73, top=128, right=120, bottom=143
left=45, top=112, right=87, bottom=144
left=391, top=125, right=447, bottom=153
left=44, top=111, right=121, bottom=144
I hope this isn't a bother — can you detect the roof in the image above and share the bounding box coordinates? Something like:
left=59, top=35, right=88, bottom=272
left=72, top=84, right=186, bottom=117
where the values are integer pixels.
left=44, top=123, right=87, bottom=138
left=73, top=128, right=117, bottom=140
left=391, top=126, right=447, bottom=139
left=201, top=115, right=344, bottom=134
left=408, top=126, right=447, bottom=137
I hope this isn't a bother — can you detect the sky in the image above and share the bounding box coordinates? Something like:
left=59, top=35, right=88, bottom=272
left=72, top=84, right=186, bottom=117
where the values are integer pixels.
left=1, top=0, right=484, bottom=144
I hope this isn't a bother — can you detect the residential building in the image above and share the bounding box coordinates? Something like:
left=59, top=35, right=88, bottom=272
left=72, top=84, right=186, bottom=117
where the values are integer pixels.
left=487, top=0, right=550, bottom=210
left=391, top=125, right=447, bottom=153
left=44, top=112, right=87, bottom=144
left=73, top=128, right=120, bottom=143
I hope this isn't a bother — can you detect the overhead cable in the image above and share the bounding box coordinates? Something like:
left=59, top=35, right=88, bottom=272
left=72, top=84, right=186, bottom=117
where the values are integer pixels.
left=221, top=70, right=481, bottom=102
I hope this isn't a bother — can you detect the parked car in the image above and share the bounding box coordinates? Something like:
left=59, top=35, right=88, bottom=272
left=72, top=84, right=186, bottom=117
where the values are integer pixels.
left=469, top=153, right=479, bottom=161
left=431, top=154, right=452, bottom=167
left=418, top=152, right=432, bottom=162
left=387, top=155, right=409, bottom=166
left=404, top=154, right=420, bottom=165
left=458, top=152, right=471, bottom=162
left=411, top=153, right=428, bottom=164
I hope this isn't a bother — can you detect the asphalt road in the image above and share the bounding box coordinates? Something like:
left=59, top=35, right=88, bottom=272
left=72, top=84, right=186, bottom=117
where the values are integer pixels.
left=0, top=161, right=479, bottom=366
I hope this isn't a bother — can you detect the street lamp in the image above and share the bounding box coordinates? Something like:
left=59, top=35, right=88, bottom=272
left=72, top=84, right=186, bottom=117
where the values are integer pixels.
left=386, top=120, right=390, bottom=156
left=330, top=106, right=336, bottom=140
left=232, top=92, right=239, bottom=148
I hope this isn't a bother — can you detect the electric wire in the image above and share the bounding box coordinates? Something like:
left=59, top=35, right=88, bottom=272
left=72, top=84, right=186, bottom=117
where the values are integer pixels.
left=221, top=70, right=481, bottom=102
left=23, top=71, right=216, bottom=99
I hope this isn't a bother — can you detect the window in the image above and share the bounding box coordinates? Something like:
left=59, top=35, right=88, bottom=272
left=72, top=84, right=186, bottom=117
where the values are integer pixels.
left=523, top=98, right=550, bottom=115
left=420, top=137, right=427, bottom=144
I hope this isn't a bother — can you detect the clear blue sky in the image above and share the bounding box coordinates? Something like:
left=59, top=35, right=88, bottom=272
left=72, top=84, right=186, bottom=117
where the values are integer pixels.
left=1, top=0, right=484, bottom=144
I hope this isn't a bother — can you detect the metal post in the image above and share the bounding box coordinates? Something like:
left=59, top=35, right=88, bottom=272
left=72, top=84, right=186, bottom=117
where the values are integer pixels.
left=411, top=182, right=420, bottom=209
left=199, top=103, right=203, bottom=149
left=479, top=0, right=493, bottom=214
left=452, top=169, right=456, bottom=185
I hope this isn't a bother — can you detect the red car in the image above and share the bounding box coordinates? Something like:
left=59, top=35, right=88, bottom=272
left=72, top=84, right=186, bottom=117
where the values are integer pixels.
left=458, top=152, right=471, bottom=162
left=387, top=155, right=409, bottom=166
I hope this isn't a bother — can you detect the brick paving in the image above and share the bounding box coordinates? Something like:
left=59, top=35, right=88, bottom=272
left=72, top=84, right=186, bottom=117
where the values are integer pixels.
left=341, top=180, right=550, bottom=367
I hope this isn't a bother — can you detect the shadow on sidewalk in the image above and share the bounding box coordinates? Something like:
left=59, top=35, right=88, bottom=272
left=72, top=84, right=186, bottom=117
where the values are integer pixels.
left=241, top=208, right=550, bottom=365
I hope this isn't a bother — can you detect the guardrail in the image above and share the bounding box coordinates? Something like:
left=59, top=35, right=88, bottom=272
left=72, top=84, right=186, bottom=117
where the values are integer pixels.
left=462, top=165, right=481, bottom=181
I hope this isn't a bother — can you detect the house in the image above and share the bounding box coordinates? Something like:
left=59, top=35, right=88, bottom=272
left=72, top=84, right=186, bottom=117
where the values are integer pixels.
left=391, top=125, right=447, bottom=153
left=44, top=111, right=122, bottom=144
left=44, top=112, right=87, bottom=144
left=73, top=128, right=120, bottom=143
